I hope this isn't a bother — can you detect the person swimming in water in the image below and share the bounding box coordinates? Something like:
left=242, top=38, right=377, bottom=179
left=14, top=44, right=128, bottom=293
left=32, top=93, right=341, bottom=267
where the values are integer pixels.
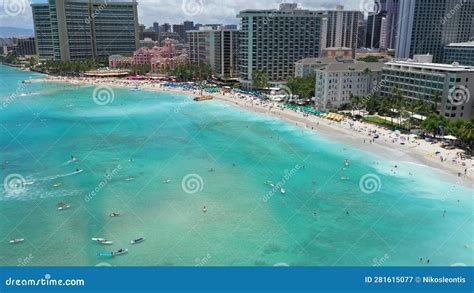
left=203, top=206, right=207, bottom=213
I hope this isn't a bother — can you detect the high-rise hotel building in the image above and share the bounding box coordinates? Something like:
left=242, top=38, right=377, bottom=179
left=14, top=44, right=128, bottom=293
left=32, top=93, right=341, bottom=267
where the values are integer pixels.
left=187, top=27, right=239, bottom=79
left=321, top=5, right=363, bottom=56
left=395, top=0, right=474, bottom=63
left=379, top=0, right=400, bottom=50
left=237, top=3, right=324, bottom=85
left=444, top=41, right=474, bottom=66
left=31, top=0, right=139, bottom=61
left=366, top=11, right=387, bottom=49
left=381, top=55, right=474, bottom=120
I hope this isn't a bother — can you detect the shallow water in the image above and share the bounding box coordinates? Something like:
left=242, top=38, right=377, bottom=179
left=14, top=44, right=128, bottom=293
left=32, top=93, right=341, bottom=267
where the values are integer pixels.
left=0, top=65, right=472, bottom=266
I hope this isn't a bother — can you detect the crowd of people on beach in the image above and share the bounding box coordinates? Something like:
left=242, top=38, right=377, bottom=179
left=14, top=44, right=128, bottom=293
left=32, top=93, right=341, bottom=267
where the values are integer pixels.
left=45, top=75, right=473, bottom=179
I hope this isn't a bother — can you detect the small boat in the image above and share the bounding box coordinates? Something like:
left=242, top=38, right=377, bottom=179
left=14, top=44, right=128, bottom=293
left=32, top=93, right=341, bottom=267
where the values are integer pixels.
left=9, top=238, right=25, bottom=244
left=340, top=176, right=350, bottom=181
left=270, top=183, right=275, bottom=188
left=125, top=176, right=135, bottom=181
left=92, top=238, right=113, bottom=245
left=109, top=212, right=121, bottom=217
left=131, top=237, right=145, bottom=244
left=52, top=182, right=62, bottom=187
left=112, top=249, right=128, bottom=256
left=58, top=204, right=71, bottom=210
left=163, top=179, right=171, bottom=184
left=97, top=252, right=114, bottom=257
left=280, top=188, right=286, bottom=194
left=193, top=95, right=213, bottom=102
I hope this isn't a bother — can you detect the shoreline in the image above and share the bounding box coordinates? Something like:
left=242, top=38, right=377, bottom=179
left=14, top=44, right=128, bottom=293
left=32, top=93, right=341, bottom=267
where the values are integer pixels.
left=42, top=76, right=473, bottom=185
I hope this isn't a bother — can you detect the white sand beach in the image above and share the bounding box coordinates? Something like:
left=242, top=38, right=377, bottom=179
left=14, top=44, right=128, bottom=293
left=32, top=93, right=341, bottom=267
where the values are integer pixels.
left=44, top=76, right=474, bottom=183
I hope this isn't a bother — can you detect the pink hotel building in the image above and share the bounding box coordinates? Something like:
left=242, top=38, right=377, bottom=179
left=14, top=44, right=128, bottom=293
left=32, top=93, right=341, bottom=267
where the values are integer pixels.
left=109, top=38, right=188, bottom=72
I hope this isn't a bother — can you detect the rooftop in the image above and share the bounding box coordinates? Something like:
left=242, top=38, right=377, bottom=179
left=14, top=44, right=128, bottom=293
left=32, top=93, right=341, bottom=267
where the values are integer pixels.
left=296, top=57, right=354, bottom=65
left=446, top=41, right=474, bottom=47
left=386, top=59, right=474, bottom=72
left=318, top=61, right=384, bottom=72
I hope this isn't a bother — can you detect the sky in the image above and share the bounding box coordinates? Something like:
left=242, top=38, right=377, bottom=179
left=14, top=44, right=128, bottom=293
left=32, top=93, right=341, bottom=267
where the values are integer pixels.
left=0, top=0, right=368, bottom=30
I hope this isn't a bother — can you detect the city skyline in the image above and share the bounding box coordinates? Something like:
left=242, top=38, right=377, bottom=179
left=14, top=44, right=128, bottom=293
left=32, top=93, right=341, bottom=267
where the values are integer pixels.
left=1, top=0, right=375, bottom=31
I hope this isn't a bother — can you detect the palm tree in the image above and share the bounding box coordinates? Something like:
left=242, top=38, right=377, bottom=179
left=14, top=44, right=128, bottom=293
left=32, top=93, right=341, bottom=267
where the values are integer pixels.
left=252, top=70, right=269, bottom=89
left=363, top=68, right=373, bottom=93
left=422, top=114, right=449, bottom=138
left=459, top=120, right=474, bottom=147
left=389, top=85, right=403, bottom=127
left=350, top=95, right=362, bottom=116
left=431, top=91, right=442, bottom=113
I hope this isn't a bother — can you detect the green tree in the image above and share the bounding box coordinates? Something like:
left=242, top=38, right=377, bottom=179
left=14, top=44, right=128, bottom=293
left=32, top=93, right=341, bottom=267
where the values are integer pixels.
left=350, top=95, right=362, bottom=116
left=252, top=70, right=269, bottom=89
left=286, top=74, right=315, bottom=99
left=421, top=114, right=449, bottom=137
left=27, top=57, right=37, bottom=68
left=458, top=120, right=474, bottom=147
left=364, top=94, right=380, bottom=115
left=390, top=85, right=405, bottom=127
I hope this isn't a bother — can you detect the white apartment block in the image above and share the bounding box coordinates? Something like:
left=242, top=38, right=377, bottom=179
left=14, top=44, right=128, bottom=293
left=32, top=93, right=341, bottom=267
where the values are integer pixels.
left=315, top=62, right=384, bottom=110
left=382, top=55, right=474, bottom=120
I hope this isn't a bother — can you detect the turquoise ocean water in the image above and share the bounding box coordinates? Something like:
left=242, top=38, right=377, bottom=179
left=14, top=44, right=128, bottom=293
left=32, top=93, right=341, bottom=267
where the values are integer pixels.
left=0, top=65, right=472, bottom=266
